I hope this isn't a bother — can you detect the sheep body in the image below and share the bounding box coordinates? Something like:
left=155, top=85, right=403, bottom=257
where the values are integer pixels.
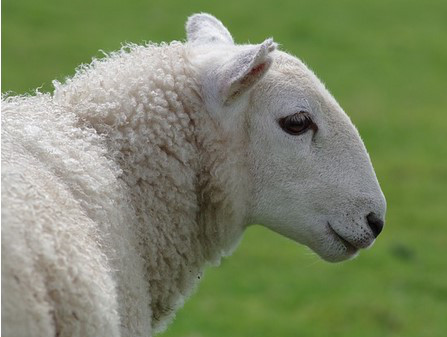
left=2, top=42, right=247, bottom=337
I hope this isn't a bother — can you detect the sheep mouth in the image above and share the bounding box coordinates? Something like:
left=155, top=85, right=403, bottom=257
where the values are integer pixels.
left=326, top=222, right=358, bottom=254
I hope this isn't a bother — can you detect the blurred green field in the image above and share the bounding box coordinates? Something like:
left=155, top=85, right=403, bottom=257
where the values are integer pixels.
left=2, top=0, right=447, bottom=336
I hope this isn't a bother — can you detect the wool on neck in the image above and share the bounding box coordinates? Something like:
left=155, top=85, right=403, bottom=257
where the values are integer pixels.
left=52, top=41, right=250, bottom=331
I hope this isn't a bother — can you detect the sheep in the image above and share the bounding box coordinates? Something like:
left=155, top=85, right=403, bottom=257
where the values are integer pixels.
left=1, top=13, right=386, bottom=337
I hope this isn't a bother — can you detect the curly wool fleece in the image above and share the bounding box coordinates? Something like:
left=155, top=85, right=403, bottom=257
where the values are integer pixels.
left=2, top=36, right=250, bottom=337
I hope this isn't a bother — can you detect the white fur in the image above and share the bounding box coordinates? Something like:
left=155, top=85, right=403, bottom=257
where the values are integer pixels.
left=1, top=13, right=386, bottom=337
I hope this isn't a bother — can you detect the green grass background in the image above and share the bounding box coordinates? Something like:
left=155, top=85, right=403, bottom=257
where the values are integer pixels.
left=2, top=0, right=447, bottom=336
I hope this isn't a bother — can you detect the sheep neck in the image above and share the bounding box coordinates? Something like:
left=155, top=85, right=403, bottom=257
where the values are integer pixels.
left=53, top=42, right=249, bottom=332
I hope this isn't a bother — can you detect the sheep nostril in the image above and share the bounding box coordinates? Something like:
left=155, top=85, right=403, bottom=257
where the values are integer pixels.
left=366, top=212, right=384, bottom=238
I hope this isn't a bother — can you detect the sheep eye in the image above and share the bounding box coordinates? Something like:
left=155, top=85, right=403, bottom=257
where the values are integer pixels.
left=278, top=112, right=317, bottom=136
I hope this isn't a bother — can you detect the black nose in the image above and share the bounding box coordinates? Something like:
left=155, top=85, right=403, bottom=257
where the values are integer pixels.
left=366, top=212, right=384, bottom=238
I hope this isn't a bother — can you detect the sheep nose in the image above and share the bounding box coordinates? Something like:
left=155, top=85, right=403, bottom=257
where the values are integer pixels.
left=366, top=212, right=384, bottom=238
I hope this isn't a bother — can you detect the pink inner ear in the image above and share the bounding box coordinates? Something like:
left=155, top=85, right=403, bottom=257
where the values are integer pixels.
left=251, top=62, right=267, bottom=75
left=241, top=62, right=267, bottom=85
left=225, top=59, right=272, bottom=104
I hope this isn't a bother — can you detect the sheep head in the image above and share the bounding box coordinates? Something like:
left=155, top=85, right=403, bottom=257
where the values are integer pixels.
left=186, top=13, right=386, bottom=262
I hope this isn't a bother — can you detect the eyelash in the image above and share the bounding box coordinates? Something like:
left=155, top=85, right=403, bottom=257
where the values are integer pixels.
left=278, top=111, right=318, bottom=136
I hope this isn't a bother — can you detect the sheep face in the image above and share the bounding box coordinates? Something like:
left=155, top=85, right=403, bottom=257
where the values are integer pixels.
left=246, top=51, right=386, bottom=262
left=187, top=14, right=386, bottom=262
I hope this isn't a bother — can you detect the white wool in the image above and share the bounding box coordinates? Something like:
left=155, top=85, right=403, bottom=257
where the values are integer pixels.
left=2, top=13, right=386, bottom=337
left=2, top=42, right=248, bottom=336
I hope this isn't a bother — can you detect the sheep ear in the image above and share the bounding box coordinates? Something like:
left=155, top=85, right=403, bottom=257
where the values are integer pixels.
left=214, top=38, right=276, bottom=105
left=186, top=13, right=234, bottom=45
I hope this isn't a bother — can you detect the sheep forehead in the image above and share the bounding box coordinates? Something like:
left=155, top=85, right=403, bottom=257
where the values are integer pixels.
left=269, top=51, right=315, bottom=81
left=256, top=50, right=344, bottom=119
